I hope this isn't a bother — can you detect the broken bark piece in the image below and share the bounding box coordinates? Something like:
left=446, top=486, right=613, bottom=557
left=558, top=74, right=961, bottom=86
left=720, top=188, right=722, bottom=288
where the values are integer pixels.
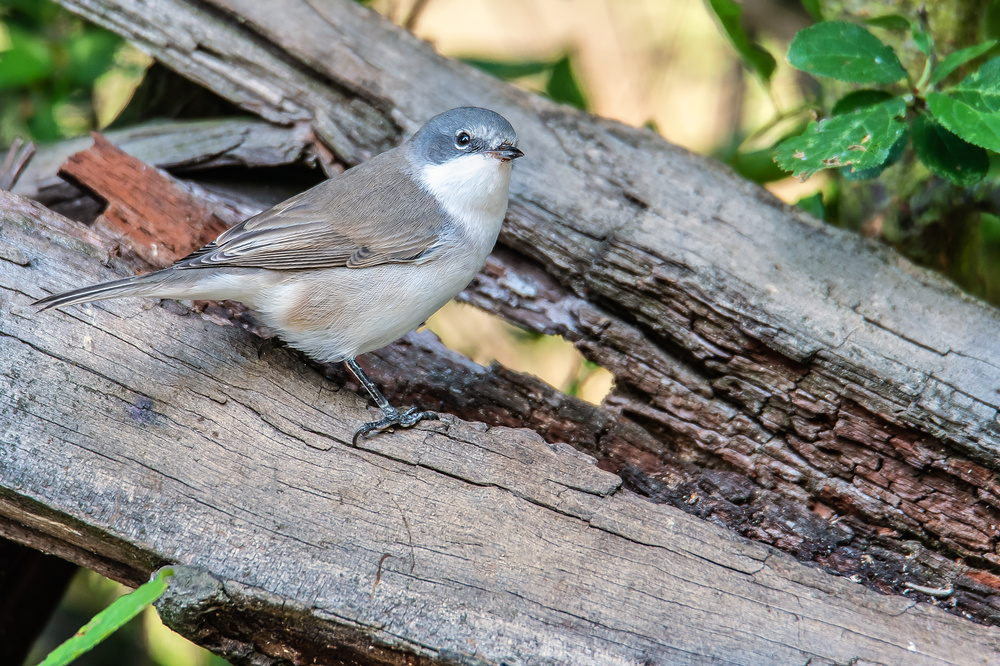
left=0, top=138, right=35, bottom=192
left=5, top=191, right=1000, bottom=663
left=58, top=132, right=231, bottom=266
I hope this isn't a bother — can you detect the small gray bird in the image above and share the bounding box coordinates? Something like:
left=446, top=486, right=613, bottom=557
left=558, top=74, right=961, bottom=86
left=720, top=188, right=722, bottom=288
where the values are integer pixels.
left=36, top=107, right=523, bottom=444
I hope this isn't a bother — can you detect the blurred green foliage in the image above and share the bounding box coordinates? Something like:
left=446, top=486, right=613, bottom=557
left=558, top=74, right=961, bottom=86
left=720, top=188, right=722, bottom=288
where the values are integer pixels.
left=705, top=0, right=776, bottom=84
left=464, top=53, right=588, bottom=110
left=0, top=0, right=130, bottom=144
left=37, top=570, right=173, bottom=666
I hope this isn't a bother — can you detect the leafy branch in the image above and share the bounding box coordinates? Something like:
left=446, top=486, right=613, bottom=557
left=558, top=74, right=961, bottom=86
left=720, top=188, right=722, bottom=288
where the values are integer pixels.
left=704, top=1, right=999, bottom=189
left=774, top=18, right=997, bottom=185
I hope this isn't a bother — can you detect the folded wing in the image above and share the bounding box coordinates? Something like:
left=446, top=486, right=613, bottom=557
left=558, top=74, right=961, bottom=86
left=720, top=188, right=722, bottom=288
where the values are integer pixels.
left=174, top=150, right=444, bottom=271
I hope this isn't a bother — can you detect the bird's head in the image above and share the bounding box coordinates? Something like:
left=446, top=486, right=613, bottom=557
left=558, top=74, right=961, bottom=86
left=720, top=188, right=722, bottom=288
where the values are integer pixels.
left=409, top=107, right=523, bottom=227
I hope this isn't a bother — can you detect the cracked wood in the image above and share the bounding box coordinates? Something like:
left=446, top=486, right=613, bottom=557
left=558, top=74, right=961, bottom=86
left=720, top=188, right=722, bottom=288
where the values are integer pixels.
left=46, top=0, right=1000, bottom=627
left=3, top=187, right=1000, bottom=665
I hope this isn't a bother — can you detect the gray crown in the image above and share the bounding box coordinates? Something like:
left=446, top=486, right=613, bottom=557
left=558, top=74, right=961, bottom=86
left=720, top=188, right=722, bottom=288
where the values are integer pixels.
left=410, top=107, right=518, bottom=166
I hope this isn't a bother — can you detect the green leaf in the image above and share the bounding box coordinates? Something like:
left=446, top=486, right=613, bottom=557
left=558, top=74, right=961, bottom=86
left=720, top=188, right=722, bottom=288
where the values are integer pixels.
left=926, top=56, right=1000, bottom=152
left=930, top=40, right=998, bottom=86
left=799, top=0, right=822, bottom=21
left=912, top=26, right=934, bottom=56
left=705, top=0, right=777, bottom=83
left=863, top=14, right=911, bottom=31
left=545, top=55, right=588, bottom=110
left=788, top=21, right=907, bottom=84
left=38, top=568, right=173, bottom=666
left=861, top=13, right=934, bottom=56
left=911, top=113, right=988, bottom=185
left=773, top=97, right=907, bottom=179
left=462, top=58, right=553, bottom=81
left=0, top=25, right=53, bottom=90
left=727, top=120, right=810, bottom=184
left=729, top=146, right=790, bottom=183
left=840, top=128, right=907, bottom=180
left=831, top=89, right=893, bottom=115
left=796, top=192, right=825, bottom=219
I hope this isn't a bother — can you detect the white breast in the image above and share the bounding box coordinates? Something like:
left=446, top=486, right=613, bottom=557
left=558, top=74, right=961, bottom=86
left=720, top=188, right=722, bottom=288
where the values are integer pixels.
left=418, top=153, right=512, bottom=265
left=255, top=153, right=514, bottom=363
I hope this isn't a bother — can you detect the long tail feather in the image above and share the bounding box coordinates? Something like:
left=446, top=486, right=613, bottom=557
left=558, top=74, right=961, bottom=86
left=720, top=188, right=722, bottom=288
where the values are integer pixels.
left=34, top=272, right=169, bottom=311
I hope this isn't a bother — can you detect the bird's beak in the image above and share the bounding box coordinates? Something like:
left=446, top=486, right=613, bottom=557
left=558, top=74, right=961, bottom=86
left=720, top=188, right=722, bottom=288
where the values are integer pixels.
left=486, top=146, right=524, bottom=162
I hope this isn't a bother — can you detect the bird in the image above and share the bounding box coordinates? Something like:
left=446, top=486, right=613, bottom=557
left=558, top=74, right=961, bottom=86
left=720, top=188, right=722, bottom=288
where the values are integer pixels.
left=35, top=107, right=524, bottom=445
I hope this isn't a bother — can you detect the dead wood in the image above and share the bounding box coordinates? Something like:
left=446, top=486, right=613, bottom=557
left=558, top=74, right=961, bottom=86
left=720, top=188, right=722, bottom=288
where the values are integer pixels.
left=41, top=0, right=1000, bottom=622
left=4, top=185, right=1000, bottom=663
left=59, top=133, right=230, bottom=265
left=0, top=138, right=35, bottom=192
left=0, top=0, right=998, bottom=661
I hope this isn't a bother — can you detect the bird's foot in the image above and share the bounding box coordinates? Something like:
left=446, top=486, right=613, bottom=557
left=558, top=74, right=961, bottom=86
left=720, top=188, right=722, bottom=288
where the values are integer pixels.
left=352, top=407, right=438, bottom=446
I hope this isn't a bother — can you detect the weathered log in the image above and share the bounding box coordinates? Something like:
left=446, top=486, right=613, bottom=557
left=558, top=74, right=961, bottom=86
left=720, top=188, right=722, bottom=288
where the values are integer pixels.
left=36, top=0, right=1000, bottom=623
left=3, top=185, right=999, bottom=665
left=12, top=117, right=314, bottom=205
left=0, top=0, right=997, bottom=659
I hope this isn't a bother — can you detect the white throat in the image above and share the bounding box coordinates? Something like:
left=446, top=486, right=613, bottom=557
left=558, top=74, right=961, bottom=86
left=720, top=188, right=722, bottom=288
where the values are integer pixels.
left=418, top=153, right=512, bottom=237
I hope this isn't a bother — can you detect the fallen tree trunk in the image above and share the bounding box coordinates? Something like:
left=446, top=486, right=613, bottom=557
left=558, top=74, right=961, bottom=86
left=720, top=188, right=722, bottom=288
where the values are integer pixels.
left=2, top=184, right=998, bottom=666
left=0, top=0, right=998, bottom=660
left=47, top=0, right=1000, bottom=619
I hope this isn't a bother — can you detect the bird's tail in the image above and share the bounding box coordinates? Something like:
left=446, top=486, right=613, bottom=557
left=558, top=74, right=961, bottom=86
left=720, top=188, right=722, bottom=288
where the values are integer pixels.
left=34, top=269, right=184, bottom=311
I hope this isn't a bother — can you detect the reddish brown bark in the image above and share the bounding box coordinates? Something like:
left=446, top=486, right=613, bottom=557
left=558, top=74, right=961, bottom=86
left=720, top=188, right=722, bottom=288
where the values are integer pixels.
left=59, top=133, right=230, bottom=266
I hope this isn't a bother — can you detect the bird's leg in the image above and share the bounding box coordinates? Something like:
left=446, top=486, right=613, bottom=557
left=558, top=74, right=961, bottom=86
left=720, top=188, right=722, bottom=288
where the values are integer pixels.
left=344, top=357, right=437, bottom=446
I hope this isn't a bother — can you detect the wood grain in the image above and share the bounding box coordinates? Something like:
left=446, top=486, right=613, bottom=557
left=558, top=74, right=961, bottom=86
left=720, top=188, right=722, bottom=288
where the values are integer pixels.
left=12, top=117, right=313, bottom=203
left=0, top=0, right=991, bottom=659
left=44, top=0, right=1000, bottom=625
left=3, top=187, right=999, bottom=665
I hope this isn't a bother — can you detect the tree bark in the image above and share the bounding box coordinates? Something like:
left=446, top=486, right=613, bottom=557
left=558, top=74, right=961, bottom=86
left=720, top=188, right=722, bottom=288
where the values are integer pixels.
left=0, top=0, right=999, bottom=662
left=3, top=184, right=998, bottom=664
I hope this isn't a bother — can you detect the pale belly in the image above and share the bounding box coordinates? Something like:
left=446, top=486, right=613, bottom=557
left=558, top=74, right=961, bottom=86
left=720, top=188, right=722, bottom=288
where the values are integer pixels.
left=254, top=253, right=484, bottom=363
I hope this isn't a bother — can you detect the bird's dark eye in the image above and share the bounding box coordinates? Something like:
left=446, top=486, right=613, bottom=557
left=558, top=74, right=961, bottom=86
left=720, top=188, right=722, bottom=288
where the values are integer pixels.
left=455, top=131, right=472, bottom=148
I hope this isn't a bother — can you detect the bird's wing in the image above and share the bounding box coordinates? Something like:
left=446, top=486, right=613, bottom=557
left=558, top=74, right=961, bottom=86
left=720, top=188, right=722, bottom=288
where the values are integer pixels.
left=174, top=151, right=445, bottom=271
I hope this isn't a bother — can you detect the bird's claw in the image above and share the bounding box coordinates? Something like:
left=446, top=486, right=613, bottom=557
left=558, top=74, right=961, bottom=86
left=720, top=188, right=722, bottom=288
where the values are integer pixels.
left=352, top=407, right=438, bottom=446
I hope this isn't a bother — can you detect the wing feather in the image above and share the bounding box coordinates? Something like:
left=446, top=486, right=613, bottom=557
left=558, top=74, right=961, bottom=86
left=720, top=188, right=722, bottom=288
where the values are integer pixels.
left=174, top=149, right=444, bottom=271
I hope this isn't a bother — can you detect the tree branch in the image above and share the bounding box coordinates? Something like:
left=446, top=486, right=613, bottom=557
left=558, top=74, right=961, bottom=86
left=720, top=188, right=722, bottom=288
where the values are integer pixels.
left=0, top=0, right=997, bottom=659
left=3, top=187, right=999, bottom=664
left=44, top=0, right=1000, bottom=623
